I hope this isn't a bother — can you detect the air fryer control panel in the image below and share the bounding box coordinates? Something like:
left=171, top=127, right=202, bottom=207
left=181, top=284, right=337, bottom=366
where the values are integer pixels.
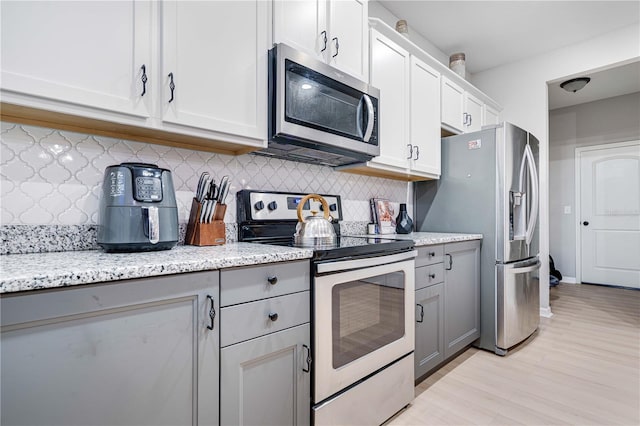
left=131, top=167, right=163, bottom=202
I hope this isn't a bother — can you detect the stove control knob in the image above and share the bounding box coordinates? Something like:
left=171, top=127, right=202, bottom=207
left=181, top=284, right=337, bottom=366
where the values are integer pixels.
left=254, top=201, right=265, bottom=211
left=268, top=201, right=278, bottom=211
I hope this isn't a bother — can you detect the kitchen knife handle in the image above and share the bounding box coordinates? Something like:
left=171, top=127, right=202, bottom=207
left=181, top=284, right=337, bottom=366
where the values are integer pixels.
left=140, top=64, right=147, bottom=97
left=302, top=344, right=312, bottom=373
left=206, top=295, right=216, bottom=330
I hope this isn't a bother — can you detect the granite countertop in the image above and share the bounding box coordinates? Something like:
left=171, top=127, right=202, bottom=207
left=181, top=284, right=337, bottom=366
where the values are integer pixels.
left=0, top=243, right=313, bottom=294
left=370, top=232, right=483, bottom=246
left=0, top=232, right=482, bottom=295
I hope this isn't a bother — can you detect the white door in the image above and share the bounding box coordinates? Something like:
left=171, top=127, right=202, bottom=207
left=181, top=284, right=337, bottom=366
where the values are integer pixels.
left=273, top=0, right=326, bottom=61
left=440, top=76, right=464, bottom=134
left=409, top=56, right=440, bottom=177
left=579, top=141, right=640, bottom=288
left=369, top=30, right=410, bottom=170
left=1, top=1, right=152, bottom=118
left=161, top=1, right=267, bottom=140
left=327, top=0, right=368, bottom=81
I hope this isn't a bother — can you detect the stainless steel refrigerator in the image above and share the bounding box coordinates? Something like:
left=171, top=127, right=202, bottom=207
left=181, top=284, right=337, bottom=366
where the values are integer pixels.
left=414, top=122, right=541, bottom=355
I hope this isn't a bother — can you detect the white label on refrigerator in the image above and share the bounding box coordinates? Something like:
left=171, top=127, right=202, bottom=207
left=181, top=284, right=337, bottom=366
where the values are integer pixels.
left=468, top=139, right=482, bottom=150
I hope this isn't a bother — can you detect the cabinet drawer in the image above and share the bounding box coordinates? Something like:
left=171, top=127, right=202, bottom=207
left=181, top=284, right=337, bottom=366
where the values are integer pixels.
left=220, top=260, right=310, bottom=306
left=415, top=263, right=444, bottom=290
left=415, top=245, right=444, bottom=267
left=220, top=291, right=309, bottom=347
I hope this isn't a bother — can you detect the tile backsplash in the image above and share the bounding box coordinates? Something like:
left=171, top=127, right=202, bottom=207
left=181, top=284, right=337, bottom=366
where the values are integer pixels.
left=1, top=122, right=412, bottom=227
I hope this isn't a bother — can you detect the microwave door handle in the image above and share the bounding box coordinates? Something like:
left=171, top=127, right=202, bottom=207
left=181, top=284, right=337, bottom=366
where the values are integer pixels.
left=361, top=94, right=375, bottom=142
left=356, top=96, right=365, bottom=138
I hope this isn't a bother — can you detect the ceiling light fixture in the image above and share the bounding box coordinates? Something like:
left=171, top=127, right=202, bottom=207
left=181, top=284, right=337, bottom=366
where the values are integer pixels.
left=560, top=77, right=591, bottom=93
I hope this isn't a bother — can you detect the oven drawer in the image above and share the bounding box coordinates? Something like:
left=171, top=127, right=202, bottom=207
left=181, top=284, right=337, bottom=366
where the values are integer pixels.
left=220, top=260, right=310, bottom=306
left=415, top=263, right=444, bottom=290
left=415, top=245, right=444, bottom=267
left=220, top=291, right=310, bottom=347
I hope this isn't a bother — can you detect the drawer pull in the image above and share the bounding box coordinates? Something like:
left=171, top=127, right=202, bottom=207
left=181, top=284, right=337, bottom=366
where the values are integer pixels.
left=302, top=344, right=312, bottom=373
left=428, top=251, right=436, bottom=257
left=268, top=312, right=279, bottom=322
left=206, top=295, right=216, bottom=331
left=267, top=276, right=278, bottom=285
left=429, top=273, right=436, bottom=279
left=416, top=303, right=424, bottom=323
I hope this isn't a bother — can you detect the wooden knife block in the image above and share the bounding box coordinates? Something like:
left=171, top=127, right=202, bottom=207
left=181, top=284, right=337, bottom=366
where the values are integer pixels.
left=185, top=198, right=226, bottom=246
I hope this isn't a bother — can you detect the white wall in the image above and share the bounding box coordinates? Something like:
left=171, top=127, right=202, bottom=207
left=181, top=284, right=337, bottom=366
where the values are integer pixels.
left=471, top=23, right=640, bottom=315
left=549, top=92, right=640, bottom=279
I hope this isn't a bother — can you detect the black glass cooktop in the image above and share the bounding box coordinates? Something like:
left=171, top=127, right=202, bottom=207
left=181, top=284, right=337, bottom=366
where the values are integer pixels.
left=253, top=235, right=414, bottom=262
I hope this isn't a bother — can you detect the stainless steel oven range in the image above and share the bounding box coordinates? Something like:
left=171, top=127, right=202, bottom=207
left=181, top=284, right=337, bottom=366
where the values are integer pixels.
left=237, top=190, right=416, bottom=425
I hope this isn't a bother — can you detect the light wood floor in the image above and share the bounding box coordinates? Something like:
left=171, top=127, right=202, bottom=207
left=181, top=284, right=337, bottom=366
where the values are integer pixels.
left=387, top=283, right=640, bottom=425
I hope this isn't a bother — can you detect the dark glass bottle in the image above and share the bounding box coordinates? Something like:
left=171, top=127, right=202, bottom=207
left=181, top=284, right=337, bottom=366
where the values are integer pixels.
left=395, top=203, right=413, bottom=234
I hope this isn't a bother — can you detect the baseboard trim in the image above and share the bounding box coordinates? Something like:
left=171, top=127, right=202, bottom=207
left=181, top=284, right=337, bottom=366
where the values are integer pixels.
left=540, top=306, right=554, bottom=318
left=560, top=277, right=578, bottom=284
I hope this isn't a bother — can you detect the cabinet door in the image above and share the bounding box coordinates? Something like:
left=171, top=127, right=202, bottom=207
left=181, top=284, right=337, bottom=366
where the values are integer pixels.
left=1, top=0, right=152, bottom=119
left=440, top=76, right=465, bottom=134
left=464, top=92, right=483, bottom=133
left=328, top=0, right=368, bottom=81
left=161, top=0, right=267, bottom=141
left=273, top=0, right=327, bottom=62
left=369, top=29, right=410, bottom=170
left=0, top=272, right=219, bottom=426
left=483, top=103, right=501, bottom=127
left=444, top=240, right=481, bottom=359
left=221, top=324, right=311, bottom=426
left=410, top=57, right=441, bottom=177
left=414, top=283, right=444, bottom=380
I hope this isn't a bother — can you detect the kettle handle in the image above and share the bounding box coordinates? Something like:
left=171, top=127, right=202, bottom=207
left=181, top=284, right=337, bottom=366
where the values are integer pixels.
left=297, top=194, right=330, bottom=223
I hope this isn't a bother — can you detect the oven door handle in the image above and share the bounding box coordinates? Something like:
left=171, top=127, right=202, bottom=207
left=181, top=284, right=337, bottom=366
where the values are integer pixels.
left=316, top=250, right=417, bottom=274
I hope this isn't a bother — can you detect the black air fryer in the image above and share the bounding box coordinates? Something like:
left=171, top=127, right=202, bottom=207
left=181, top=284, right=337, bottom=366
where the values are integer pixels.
left=97, top=163, right=179, bottom=252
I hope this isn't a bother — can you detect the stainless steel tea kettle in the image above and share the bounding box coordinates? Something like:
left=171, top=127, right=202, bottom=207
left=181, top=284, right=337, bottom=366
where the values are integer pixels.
left=294, top=193, right=336, bottom=247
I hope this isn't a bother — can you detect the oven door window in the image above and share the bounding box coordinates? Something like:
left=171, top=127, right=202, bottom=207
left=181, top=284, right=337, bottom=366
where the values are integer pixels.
left=285, top=60, right=370, bottom=143
left=331, top=271, right=405, bottom=369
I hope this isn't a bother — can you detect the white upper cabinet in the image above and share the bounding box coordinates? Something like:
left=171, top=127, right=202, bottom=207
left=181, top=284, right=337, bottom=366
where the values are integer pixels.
left=369, top=30, right=410, bottom=170
left=1, top=0, right=152, bottom=121
left=161, top=1, right=268, bottom=143
left=464, top=92, right=483, bottom=133
left=273, top=0, right=368, bottom=82
left=440, top=76, right=465, bottom=134
left=410, top=57, right=441, bottom=176
left=483, top=103, right=501, bottom=126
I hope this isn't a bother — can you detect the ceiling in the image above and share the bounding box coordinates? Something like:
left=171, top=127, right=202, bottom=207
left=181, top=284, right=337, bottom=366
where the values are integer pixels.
left=376, top=1, right=640, bottom=109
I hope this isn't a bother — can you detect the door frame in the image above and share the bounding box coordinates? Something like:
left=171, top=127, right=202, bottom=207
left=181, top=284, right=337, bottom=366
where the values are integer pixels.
left=574, top=139, right=640, bottom=284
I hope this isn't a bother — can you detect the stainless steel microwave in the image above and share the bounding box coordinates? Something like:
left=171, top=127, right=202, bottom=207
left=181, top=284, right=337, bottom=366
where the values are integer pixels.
left=262, top=43, right=380, bottom=167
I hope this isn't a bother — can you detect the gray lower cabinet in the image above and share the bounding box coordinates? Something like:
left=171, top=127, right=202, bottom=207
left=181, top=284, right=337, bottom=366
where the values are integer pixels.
left=220, top=260, right=311, bottom=426
left=414, top=283, right=444, bottom=378
left=0, top=272, right=219, bottom=426
left=444, top=240, right=481, bottom=358
left=414, top=240, right=480, bottom=380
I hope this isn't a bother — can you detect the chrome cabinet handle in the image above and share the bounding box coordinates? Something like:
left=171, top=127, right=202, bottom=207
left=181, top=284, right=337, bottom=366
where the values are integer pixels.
left=413, top=145, right=420, bottom=160
left=206, top=295, right=216, bottom=330
left=416, top=303, right=424, bottom=323
left=445, top=253, right=453, bottom=270
left=268, top=312, right=278, bottom=322
left=406, top=144, right=413, bottom=159
left=168, top=72, right=175, bottom=103
left=468, top=114, right=472, bottom=126
left=332, top=37, right=339, bottom=57
left=267, top=276, right=278, bottom=285
left=428, top=251, right=436, bottom=258
left=140, top=64, right=148, bottom=97
left=302, top=344, right=312, bottom=373
left=429, top=273, right=436, bottom=279
left=320, top=30, right=328, bottom=52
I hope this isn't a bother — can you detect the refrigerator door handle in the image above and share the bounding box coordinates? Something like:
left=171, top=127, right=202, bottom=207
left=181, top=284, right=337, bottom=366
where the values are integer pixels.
left=524, top=144, right=539, bottom=246
left=509, top=260, right=541, bottom=274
